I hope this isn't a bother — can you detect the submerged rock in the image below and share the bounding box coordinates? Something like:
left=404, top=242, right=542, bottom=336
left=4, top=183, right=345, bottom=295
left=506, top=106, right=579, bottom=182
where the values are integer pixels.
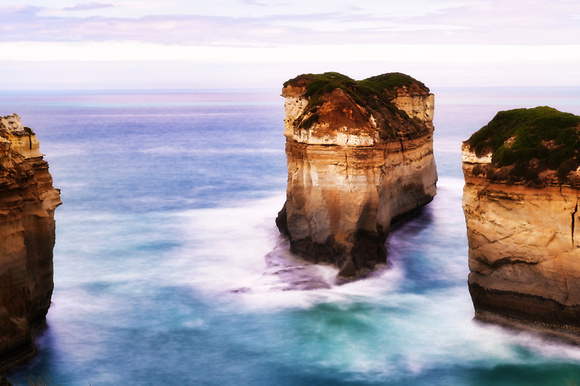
left=0, top=114, right=61, bottom=371
left=462, top=106, right=580, bottom=342
left=276, top=72, right=437, bottom=278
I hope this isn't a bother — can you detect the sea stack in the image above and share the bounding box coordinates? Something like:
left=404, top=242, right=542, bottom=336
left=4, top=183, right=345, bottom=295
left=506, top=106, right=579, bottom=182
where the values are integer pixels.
left=276, top=72, right=437, bottom=277
left=462, top=106, right=580, bottom=341
left=0, top=114, right=61, bottom=370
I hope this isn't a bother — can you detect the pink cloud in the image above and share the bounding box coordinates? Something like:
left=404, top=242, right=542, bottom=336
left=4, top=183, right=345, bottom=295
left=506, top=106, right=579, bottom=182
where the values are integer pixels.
left=0, top=1, right=579, bottom=46
left=63, top=2, right=114, bottom=11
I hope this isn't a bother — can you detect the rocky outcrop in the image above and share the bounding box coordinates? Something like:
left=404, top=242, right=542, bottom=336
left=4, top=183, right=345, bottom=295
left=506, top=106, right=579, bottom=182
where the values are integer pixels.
left=0, top=114, right=61, bottom=371
left=462, top=106, right=580, bottom=341
left=276, top=72, right=437, bottom=277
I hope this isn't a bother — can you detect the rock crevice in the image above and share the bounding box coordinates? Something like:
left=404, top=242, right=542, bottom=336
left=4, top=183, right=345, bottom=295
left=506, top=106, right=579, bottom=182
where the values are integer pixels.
left=572, top=202, right=578, bottom=247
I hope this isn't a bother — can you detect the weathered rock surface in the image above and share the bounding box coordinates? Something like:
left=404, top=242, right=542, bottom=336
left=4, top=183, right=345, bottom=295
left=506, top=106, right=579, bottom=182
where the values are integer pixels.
left=462, top=106, right=580, bottom=341
left=276, top=72, right=437, bottom=277
left=0, top=114, right=61, bottom=370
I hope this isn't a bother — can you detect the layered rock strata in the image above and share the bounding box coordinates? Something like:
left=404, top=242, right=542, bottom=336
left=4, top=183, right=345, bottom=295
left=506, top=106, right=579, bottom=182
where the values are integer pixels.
left=276, top=72, right=437, bottom=277
left=462, top=106, right=580, bottom=341
left=0, top=114, right=61, bottom=370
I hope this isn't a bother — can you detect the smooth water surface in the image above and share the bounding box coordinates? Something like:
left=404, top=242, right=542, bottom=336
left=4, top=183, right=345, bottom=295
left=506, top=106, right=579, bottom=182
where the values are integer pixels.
left=4, top=87, right=580, bottom=385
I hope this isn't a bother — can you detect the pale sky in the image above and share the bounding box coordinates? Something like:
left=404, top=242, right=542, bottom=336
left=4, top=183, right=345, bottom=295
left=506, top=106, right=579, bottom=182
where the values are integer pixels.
left=1, top=0, right=580, bottom=90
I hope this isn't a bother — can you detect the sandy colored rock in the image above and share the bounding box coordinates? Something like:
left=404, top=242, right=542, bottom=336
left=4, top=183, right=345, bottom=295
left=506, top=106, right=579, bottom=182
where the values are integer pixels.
left=462, top=107, right=580, bottom=341
left=276, top=72, right=437, bottom=277
left=0, top=114, right=61, bottom=370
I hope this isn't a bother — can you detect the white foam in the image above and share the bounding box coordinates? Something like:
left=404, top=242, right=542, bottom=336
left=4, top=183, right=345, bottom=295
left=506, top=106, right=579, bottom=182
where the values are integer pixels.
left=58, top=190, right=580, bottom=378
left=49, top=188, right=580, bottom=383
left=140, top=191, right=412, bottom=312
left=437, top=175, right=466, bottom=192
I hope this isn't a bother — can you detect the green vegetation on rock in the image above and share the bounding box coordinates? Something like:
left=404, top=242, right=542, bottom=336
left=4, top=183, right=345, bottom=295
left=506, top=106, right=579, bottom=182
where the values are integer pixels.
left=358, top=73, right=428, bottom=94
left=466, top=106, right=580, bottom=185
left=284, top=72, right=428, bottom=108
left=283, top=72, right=430, bottom=138
left=290, top=72, right=359, bottom=107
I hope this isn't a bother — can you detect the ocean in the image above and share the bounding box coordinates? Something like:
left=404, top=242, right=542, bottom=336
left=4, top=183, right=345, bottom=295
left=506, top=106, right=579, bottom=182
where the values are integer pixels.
left=3, top=86, right=580, bottom=385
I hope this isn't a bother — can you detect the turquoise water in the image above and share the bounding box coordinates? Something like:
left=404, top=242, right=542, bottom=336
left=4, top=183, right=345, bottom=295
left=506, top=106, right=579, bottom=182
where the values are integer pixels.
left=4, top=87, right=580, bottom=385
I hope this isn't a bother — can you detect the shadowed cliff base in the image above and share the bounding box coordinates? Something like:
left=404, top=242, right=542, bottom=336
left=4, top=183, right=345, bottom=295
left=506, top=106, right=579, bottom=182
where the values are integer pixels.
left=0, top=115, right=61, bottom=372
left=463, top=106, right=580, bottom=342
left=472, top=284, right=580, bottom=346
left=276, top=72, right=437, bottom=278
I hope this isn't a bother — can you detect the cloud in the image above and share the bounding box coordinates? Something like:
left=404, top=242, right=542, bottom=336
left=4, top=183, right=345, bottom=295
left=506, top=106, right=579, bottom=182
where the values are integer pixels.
left=3, top=45, right=580, bottom=90
left=242, top=0, right=267, bottom=6
left=63, top=2, right=114, bottom=12
left=0, top=9, right=458, bottom=46
left=0, top=0, right=579, bottom=47
left=2, top=0, right=580, bottom=89
left=4, top=41, right=580, bottom=64
left=0, top=5, right=43, bottom=18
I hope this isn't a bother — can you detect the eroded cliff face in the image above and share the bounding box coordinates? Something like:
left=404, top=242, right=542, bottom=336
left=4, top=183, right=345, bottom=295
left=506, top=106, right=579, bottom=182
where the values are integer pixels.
left=0, top=114, right=61, bottom=370
left=276, top=72, right=437, bottom=277
left=462, top=107, right=580, bottom=341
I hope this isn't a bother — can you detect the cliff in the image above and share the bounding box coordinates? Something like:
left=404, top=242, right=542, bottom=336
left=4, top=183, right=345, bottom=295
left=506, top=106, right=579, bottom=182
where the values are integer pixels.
left=462, top=106, right=580, bottom=341
left=0, top=114, right=61, bottom=370
left=276, top=72, right=437, bottom=278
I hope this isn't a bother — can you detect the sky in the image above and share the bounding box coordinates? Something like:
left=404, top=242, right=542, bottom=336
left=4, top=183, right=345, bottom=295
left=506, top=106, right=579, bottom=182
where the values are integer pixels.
left=1, top=0, right=580, bottom=90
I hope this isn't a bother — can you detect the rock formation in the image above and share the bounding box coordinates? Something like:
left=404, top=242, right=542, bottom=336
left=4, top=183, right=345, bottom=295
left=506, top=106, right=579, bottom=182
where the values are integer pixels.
left=0, top=114, right=61, bottom=371
left=276, top=72, right=437, bottom=277
left=462, top=106, right=580, bottom=341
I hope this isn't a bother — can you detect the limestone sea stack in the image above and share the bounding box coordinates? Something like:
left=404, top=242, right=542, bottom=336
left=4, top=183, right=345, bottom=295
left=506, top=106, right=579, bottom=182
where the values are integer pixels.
left=462, top=106, right=580, bottom=341
left=0, top=114, right=61, bottom=370
left=276, top=72, right=437, bottom=277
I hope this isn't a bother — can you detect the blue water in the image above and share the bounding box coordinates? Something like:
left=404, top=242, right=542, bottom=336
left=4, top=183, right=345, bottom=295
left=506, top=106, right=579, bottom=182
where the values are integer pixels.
left=4, top=87, right=580, bottom=385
